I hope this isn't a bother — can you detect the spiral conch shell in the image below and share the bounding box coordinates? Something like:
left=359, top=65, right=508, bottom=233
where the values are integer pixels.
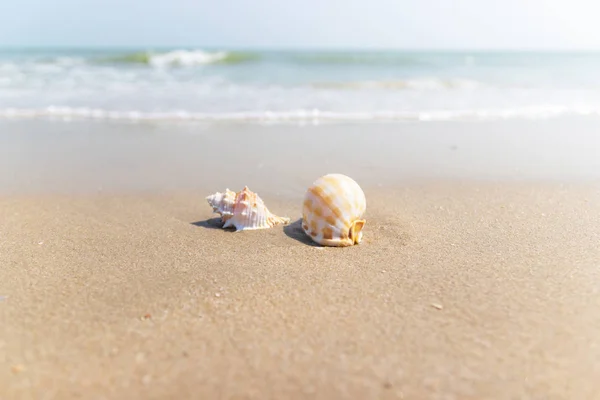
left=206, top=186, right=290, bottom=231
left=302, top=174, right=366, bottom=247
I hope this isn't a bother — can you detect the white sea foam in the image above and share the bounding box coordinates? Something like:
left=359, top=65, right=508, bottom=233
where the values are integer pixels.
left=2, top=105, right=600, bottom=123
left=147, top=50, right=229, bottom=67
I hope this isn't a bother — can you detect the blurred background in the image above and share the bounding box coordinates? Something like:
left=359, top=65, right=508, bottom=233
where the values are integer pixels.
left=1, top=0, right=600, bottom=123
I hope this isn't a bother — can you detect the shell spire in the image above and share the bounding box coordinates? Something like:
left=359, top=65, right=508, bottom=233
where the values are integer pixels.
left=302, top=174, right=366, bottom=247
left=206, top=186, right=290, bottom=231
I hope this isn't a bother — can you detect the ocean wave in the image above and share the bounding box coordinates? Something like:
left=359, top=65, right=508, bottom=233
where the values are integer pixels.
left=97, top=50, right=258, bottom=67
left=311, top=78, right=484, bottom=91
left=2, top=105, right=600, bottom=123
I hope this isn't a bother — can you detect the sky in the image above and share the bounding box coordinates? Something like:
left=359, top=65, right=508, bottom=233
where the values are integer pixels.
left=1, top=0, right=600, bottom=49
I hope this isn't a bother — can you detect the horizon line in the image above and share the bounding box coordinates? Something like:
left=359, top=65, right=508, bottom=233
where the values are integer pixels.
left=2, top=45, right=600, bottom=52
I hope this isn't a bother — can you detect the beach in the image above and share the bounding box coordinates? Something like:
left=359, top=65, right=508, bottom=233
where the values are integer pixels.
left=1, top=119, right=600, bottom=399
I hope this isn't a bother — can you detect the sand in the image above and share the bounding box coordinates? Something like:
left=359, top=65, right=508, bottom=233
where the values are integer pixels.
left=2, top=120, right=600, bottom=399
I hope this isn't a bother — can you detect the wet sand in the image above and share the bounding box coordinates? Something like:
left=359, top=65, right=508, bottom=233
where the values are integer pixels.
left=1, top=119, right=600, bottom=399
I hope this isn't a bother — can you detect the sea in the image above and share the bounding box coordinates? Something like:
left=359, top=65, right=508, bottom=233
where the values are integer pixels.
left=2, top=48, right=600, bottom=124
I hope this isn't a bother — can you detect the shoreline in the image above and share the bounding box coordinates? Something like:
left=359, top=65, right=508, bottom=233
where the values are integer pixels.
left=2, top=117, right=600, bottom=196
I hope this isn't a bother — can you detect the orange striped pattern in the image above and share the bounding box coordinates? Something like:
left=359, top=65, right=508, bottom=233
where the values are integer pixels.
left=302, top=174, right=366, bottom=247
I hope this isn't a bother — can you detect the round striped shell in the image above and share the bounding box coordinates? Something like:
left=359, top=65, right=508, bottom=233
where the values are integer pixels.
left=302, top=174, right=366, bottom=247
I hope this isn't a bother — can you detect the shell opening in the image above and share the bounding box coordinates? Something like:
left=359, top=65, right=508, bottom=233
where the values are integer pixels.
left=349, top=219, right=366, bottom=245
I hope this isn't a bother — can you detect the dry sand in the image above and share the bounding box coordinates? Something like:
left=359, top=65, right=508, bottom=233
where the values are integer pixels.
left=2, top=120, right=600, bottom=399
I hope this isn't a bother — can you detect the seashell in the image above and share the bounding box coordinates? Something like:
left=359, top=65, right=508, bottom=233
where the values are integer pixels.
left=302, top=173, right=366, bottom=247
left=206, top=186, right=290, bottom=231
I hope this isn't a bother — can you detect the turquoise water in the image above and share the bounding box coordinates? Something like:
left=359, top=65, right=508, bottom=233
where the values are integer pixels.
left=2, top=48, right=600, bottom=122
